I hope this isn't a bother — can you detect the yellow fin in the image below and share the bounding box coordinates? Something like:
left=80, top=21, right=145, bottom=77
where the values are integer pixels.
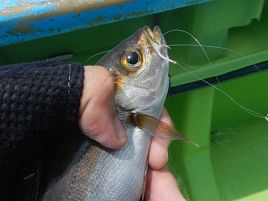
left=129, top=113, right=199, bottom=147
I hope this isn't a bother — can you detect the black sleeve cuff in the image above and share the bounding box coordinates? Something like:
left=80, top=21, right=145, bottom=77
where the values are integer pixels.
left=0, top=60, right=84, bottom=163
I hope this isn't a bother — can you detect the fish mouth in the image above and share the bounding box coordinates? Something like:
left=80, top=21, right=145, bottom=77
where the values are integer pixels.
left=143, top=26, right=164, bottom=45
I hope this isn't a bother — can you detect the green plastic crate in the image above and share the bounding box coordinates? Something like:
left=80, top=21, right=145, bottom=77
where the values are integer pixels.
left=1, top=0, right=268, bottom=201
left=164, top=1, right=268, bottom=201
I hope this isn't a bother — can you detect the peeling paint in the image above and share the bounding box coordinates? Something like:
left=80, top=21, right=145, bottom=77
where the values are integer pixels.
left=0, top=0, right=210, bottom=46
left=1, top=0, right=134, bottom=18
left=126, top=10, right=148, bottom=18
left=88, top=16, right=104, bottom=26
left=10, top=24, right=33, bottom=34
left=7, top=24, right=39, bottom=35
left=113, top=10, right=149, bottom=22
left=114, top=14, right=123, bottom=21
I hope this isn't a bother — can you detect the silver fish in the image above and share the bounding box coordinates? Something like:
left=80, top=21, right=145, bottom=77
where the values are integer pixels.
left=42, top=26, right=170, bottom=201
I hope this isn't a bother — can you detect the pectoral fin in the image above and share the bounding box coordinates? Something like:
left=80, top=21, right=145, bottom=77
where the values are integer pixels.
left=130, top=113, right=199, bottom=147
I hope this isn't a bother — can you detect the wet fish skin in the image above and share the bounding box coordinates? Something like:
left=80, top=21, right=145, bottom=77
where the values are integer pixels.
left=42, top=26, right=169, bottom=201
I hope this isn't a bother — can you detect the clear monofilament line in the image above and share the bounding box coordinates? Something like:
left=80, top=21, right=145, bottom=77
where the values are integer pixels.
left=132, top=42, right=266, bottom=120
left=86, top=50, right=111, bottom=62
left=163, top=29, right=211, bottom=64
left=157, top=48, right=177, bottom=64
left=174, top=62, right=266, bottom=120
left=162, top=28, right=266, bottom=120
left=163, top=29, right=225, bottom=85
left=166, top=43, right=261, bottom=72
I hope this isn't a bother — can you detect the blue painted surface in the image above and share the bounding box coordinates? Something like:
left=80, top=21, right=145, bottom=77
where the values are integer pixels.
left=1, top=0, right=44, bottom=9
left=0, top=0, right=209, bottom=46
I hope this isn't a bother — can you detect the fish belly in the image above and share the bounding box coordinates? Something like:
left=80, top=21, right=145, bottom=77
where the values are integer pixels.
left=42, top=125, right=151, bottom=201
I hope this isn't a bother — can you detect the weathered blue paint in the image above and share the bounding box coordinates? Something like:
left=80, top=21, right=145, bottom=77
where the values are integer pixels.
left=1, top=0, right=44, bottom=9
left=0, top=0, right=209, bottom=46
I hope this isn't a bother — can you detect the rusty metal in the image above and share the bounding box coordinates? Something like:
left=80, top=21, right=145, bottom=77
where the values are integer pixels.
left=0, top=0, right=209, bottom=46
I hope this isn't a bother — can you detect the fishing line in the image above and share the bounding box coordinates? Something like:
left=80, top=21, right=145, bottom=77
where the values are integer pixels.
left=174, top=61, right=266, bottom=119
left=163, top=29, right=211, bottom=64
left=85, top=50, right=111, bottom=62
left=159, top=45, right=266, bottom=120
left=166, top=43, right=261, bottom=72
left=163, top=29, right=225, bottom=85
left=163, top=28, right=267, bottom=120
left=157, top=48, right=177, bottom=64
left=166, top=43, right=262, bottom=90
left=156, top=44, right=177, bottom=64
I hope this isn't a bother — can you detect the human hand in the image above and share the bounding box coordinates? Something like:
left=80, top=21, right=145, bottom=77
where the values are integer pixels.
left=145, top=109, right=186, bottom=201
left=79, top=66, right=127, bottom=149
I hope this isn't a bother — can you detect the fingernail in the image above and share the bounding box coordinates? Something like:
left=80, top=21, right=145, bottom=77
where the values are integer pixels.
left=114, top=115, right=127, bottom=146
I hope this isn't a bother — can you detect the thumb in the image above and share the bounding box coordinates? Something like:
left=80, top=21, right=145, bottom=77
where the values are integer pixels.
left=79, top=66, right=127, bottom=149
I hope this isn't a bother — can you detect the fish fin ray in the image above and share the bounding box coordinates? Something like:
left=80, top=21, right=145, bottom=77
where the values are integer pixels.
left=130, top=113, right=199, bottom=147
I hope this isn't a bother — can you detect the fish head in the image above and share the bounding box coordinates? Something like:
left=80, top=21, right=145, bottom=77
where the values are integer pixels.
left=97, top=26, right=169, bottom=116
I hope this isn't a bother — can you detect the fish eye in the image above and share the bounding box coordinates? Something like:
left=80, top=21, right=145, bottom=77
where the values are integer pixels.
left=126, top=51, right=139, bottom=65
left=121, top=50, right=142, bottom=72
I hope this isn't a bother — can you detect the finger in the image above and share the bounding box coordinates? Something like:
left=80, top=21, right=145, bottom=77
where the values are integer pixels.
left=149, top=109, right=173, bottom=169
left=79, top=66, right=127, bottom=149
left=145, top=168, right=186, bottom=201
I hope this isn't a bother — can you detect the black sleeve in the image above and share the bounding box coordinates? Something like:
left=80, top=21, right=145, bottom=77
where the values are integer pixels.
left=0, top=60, right=84, bottom=165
